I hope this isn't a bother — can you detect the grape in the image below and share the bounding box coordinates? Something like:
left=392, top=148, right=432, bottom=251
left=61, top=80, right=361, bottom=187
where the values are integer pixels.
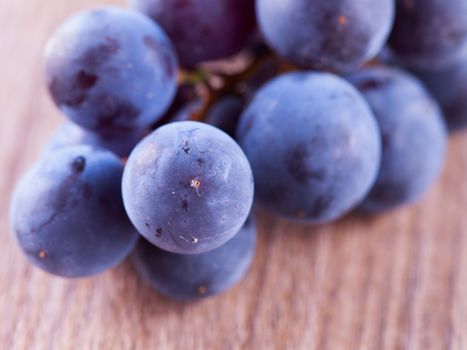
left=152, top=85, right=198, bottom=129
left=132, top=216, right=256, bottom=301
left=169, top=100, right=200, bottom=124
left=389, top=0, right=467, bottom=70
left=376, top=46, right=398, bottom=66
left=243, top=59, right=280, bottom=101
left=348, top=66, right=447, bottom=213
left=45, top=122, right=147, bottom=158
left=410, top=62, right=467, bottom=132
left=122, top=121, right=254, bottom=254
left=170, top=96, right=244, bottom=137
left=44, top=6, right=178, bottom=135
left=205, top=96, right=244, bottom=137
left=9, top=146, right=139, bottom=278
left=129, top=0, right=255, bottom=68
left=237, top=72, right=381, bottom=223
left=256, top=0, right=394, bottom=73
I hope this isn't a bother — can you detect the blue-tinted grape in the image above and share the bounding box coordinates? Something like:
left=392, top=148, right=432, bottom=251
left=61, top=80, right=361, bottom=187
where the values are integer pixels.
left=389, top=0, right=467, bottom=70
left=45, top=122, right=147, bottom=158
left=129, top=0, right=255, bottom=68
left=256, top=0, right=394, bottom=73
left=243, top=59, right=280, bottom=101
left=169, top=100, right=200, bottom=124
left=44, top=6, right=178, bottom=135
left=132, top=216, right=256, bottom=301
left=171, top=96, right=244, bottom=137
left=151, top=85, right=198, bottom=129
left=154, top=97, right=242, bottom=139
left=205, top=96, right=244, bottom=137
left=348, top=66, right=447, bottom=213
left=10, top=146, right=139, bottom=278
left=237, top=72, right=381, bottom=223
left=122, top=121, right=254, bottom=254
left=410, top=62, right=467, bottom=132
left=377, top=45, right=467, bottom=131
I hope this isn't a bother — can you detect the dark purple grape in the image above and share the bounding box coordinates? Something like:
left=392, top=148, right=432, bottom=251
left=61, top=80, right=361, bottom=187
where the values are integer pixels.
left=205, top=96, right=244, bottom=137
left=389, top=0, right=467, bottom=70
left=10, top=146, right=139, bottom=278
left=256, top=0, right=394, bottom=73
left=410, top=62, right=467, bottom=132
left=122, top=121, right=254, bottom=254
left=237, top=72, right=381, bottom=223
left=151, top=84, right=199, bottom=130
left=45, top=122, right=147, bottom=158
left=132, top=216, right=256, bottom=301
left=129, top=0, right=255, bottom=67
left=243, top=58, right=280, bottom=101
left=44, top=6, right=178, bottom=135
left=170, top=96, right=244, bottom=137
left=348, top=66, right=447, bottom=213
left=169, top=100, right=201, bottom=123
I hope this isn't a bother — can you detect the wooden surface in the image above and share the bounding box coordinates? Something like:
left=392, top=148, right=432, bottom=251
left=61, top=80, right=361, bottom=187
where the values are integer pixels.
left=2, top=1, right=467, bottom=349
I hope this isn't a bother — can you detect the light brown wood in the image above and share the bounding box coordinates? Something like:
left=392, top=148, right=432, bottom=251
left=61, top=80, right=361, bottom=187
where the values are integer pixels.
left=2, top=1, right=467, bottom=349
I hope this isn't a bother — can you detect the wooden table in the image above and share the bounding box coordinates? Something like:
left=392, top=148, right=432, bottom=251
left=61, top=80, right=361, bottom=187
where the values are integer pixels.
left=2, top=1, right=467, bottom=349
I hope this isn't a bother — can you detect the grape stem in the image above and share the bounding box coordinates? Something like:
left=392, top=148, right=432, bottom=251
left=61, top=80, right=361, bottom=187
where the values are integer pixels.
left=180, top=49, right=275, bottom=122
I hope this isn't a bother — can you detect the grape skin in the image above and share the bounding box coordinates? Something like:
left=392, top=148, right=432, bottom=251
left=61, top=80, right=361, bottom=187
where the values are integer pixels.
left=122, top=121, right=254, bottom=254
left=256, top=0, right=394, bottom=73
left=237, top=72, right=381, bottom=223
left=45, top=122, right=147, bottom=158
left=204, top=96, right=244, bottom=137
left=410, top=62, right=467, bottom=132
left=348, top=66, right=447, bottom=213
left=10, top=146, right=139, bottom=278
left=389, top=0, right=467, bottom=70
left=130, top=0, right=255, bottom=68
left=44, top=6, right=178, bottom=135
left=169, top=96, right=244, bottom=137
left=132, top=217, right=256, bottom=301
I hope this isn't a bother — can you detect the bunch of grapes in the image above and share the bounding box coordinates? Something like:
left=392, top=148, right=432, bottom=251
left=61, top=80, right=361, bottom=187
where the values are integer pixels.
left=9, top=0, right=467, bottom=300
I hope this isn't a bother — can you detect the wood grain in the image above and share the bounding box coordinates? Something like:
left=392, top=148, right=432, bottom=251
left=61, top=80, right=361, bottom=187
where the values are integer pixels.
left=2, top=1, right=467, bottom=349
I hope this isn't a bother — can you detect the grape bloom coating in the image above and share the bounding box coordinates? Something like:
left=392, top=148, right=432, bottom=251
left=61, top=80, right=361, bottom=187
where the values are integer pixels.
left=122, top=121, right=255, bottom=254
left=132, top=217, right=257, bottom=300
left=237, top=72, right=381, bottom=223
left=130, top=0, right=256, bottom=68
left=45, top=122, right=147, bottom=158
left=389, top=0, right=467, bottom=70
left=256, top=0, right=394, bottom=73
left=44, top=6, right=178, bottom=135
left=348, top=66, right=447, bottom=213
left=10, top=146, right=139, bottom=278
